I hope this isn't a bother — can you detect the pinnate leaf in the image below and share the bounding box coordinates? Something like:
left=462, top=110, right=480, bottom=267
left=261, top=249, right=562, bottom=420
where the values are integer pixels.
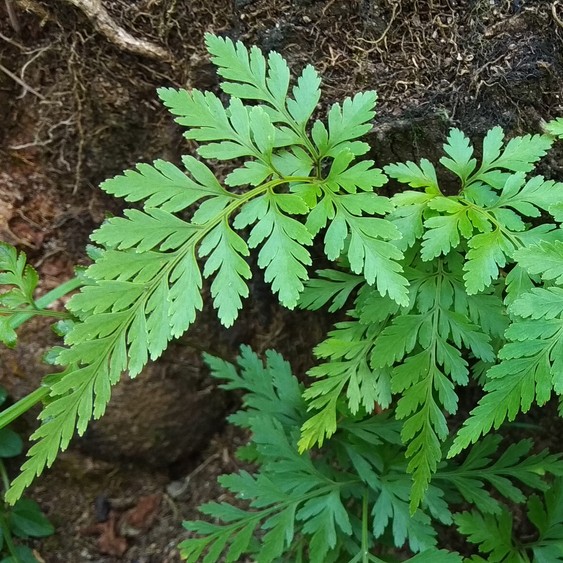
left=514, top=240, right=563, bottom=284
left=440, top=128, right=477, bottom=182
left=545, top=117, right=563, bottom=138
left=100, top=157, right=227, bottom=212
left=199, top=221, right=251, bottom=327
left=385, top=159, right=439, bottom=192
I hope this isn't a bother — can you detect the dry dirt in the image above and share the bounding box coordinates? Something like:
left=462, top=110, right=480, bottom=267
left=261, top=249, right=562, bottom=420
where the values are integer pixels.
left=1, top=0, right=562, bottom=561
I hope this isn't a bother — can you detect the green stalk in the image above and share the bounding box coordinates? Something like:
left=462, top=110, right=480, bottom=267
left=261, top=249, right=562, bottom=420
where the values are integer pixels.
left=0, top=510, right=18, bottom=560
left=0, top=308, right=69, bottom=319
left=0, top=462, right=10, bottom=493
left=0, top=461, right=18, bottom=559
left=0, top=276, right=83, bottom=429
left=0, top=387, right=50, bottom=430
left=361, top=488, right=369, bottom=563
left=349, top=492, right=385, bottom=563
left=8, top=276, right=83, bottom=331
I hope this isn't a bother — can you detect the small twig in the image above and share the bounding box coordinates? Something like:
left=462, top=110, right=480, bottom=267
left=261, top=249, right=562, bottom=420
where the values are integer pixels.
left=62, top=0, right=171, bottom=61
left=0, top=62, right=45, bottom=100
left=4, top=0, right=20, bottom=33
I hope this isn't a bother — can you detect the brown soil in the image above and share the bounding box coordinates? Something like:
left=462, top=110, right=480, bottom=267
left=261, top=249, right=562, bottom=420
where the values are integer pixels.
left=1, top=0, right=562, bottom=561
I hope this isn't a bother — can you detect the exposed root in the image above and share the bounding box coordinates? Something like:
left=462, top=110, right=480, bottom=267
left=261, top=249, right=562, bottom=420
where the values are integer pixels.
left=0, top=61, right=46, bottom=100
left=553, top=1, right=563, bottom=29
left=5, top=0, right=21, bottom=33
left=61, top=0, right=172, bottom=61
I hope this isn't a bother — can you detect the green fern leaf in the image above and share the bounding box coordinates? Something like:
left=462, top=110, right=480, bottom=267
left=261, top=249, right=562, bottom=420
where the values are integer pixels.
left=90, top=208, right=200, bottom=252
left=287, top=65, right=322, bottom=125
left=205, top=346, right=305, bottom=430
left=312, top=91, right=377, bottom=158
left=455, top=479, right=563, bottom=562
left=449, top=287, right=563, bottom=456
left=545, top=117, right=563, bottom=138
left=420, top=199, right=475, bottom=261
left=158, top=88, right=288, bottom=162
left=299, top=269, right=363, bottom=312
left=368, top=257, right=494, bottom=510
left=100, top=157, right=227, bottom=212
left=299, top=318, right=392, bottom=451
left=394, top=352, right=449, bottom=512
left=491, top=132, right=553, bottom=173
left=205, top=34, right=289, bottom=106
left=388, top=191, right=437, bottom=250
left=496, top=173, right=563, bottom=218
left=235, top=191, right=312, bottom=308
left=471, top=130, right=553, bottom=188
left=205, top=33, right=320, bottom=138
left=438, top=435, right=563, bottom=514
left=479, top=126, right=504, bottom=171
left=0, top=243, right=38, bottom=306
left=440, top=129, right=477, bottom=183
left=463, top=230, right=514, bottom=294
left=372, top=477, right=438, bottom=552
left=528, top=479, right=563, bottom=562
left=371, top=315, right=424, bottom=367
left=199, top=221, right=251, bottom=327
left=454, top=510, right=519, bottom=562
left=0, top=243, right=41, bottom=347
left=514, top=240, right=563, bottom=284
left=182, top=398, right=353, bottom=563
left=384, top=159, right=440, bottom=193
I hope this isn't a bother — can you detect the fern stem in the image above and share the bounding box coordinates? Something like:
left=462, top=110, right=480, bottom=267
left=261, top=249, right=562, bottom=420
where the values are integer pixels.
left=7, top=275, right=82, bottom=332
left=361, top=488, right=369, bottom=563
left=35, top=276, right=83, bottom=308
left=0, top=461, right=9, bottom=493
left=0, top=308, right=69, bottom=319
left=0, top=387, right=50, bottom=430
left=0, top=460, right=19, bottom=559
left=0, top=509, right=18, bottom=561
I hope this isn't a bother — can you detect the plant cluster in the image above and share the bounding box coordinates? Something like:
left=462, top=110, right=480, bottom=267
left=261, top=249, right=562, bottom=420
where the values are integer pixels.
left=1, top=37, right=563, bottom=560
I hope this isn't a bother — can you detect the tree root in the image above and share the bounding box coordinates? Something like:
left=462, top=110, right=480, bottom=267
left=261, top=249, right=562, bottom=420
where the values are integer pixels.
left=61, top=0, right=172, bottom=62
left=553, top=1, right=563, bottom=30
left=5, top=0, right=21, bottom=33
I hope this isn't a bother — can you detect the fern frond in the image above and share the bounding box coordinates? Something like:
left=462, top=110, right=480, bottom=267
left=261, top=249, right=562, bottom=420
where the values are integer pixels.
left=299, top=269, right=363, bottom=312
left=438, top=435, right=563, bottom=514
left=299, top=317, right=392, bottom=451
left=455, top=479, right=563, bottom=562
left=449, top=286, right=563, bottom=457
left=0, top=243, right=40, bottom=347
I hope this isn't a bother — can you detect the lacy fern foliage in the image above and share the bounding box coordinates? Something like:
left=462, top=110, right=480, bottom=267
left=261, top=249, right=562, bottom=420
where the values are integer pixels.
left=0, top=243, right=39, bottom=348
left=4, top=34, right=405, bottom=503
left=180, top=348, right=563, bottom=562
left=299, top=122, right=563, bottom=510
left=1, top=33, right=563, bottom=562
